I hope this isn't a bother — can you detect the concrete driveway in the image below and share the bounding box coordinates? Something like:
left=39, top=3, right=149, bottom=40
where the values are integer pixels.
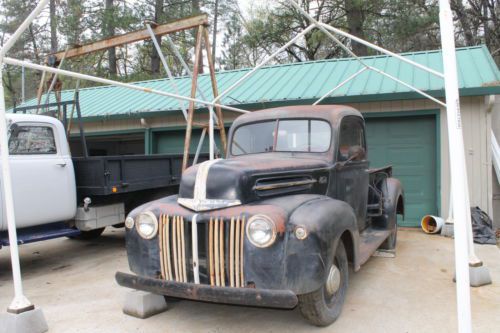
left=0, top=228, right=499, bottom=332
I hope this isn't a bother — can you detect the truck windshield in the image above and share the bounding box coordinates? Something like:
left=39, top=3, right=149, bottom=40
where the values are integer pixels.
left=231, top=119, right=331, bottom=156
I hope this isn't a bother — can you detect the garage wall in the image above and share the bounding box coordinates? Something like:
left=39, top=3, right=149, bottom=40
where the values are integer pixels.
left=348, top=96, right=493, bottom=221
left=75, top=96, right=494, bottom=222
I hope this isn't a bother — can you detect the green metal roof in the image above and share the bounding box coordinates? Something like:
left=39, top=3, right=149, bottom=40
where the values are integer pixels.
left=15, top=45, right=500, bottom=121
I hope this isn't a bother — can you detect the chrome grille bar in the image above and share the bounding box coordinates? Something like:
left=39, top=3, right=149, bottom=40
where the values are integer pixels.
left=159, top=214, right=245, bottom=287
left=191, top=215, right=200, bottom=284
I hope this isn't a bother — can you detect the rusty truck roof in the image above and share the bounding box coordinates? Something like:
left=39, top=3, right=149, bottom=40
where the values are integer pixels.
left=231, top=105, right=362, bottom=128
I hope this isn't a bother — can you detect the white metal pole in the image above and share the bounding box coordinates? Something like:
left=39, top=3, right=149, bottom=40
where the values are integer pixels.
left=318, top=22, right=444, bottom=79
left=3, top=57, right=250, bottom=115
left=0, top=0, right=50, bottom=313
left=21, top=63, right=25, bottom=103
left=146, top=24, right=188, bottom=121
left=314, top=68, right=367, bottom=105
left=439, top=1, right=472, bottom=332
left=212, top=24, right=316, bottom=103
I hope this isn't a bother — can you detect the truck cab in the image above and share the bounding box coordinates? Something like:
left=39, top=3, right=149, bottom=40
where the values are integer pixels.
left=117, top=105, right=404, bottom=326
left=1, top=114, right=76, bottom=231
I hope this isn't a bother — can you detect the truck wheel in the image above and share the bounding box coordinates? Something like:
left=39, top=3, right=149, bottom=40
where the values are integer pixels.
left=298, top=240, right=348, bottom=327
left=380, top=222, right=397, bottom=250
left=70, top=227, right=105, bottom=240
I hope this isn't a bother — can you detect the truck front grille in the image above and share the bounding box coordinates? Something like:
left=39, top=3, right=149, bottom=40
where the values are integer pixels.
left=158, top=215, right=246, bottom=287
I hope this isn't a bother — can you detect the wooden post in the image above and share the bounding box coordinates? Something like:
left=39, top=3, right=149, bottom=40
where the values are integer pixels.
left=182, top=25, right=204, bottom=172
left=203, top=27, right=227, bottom=155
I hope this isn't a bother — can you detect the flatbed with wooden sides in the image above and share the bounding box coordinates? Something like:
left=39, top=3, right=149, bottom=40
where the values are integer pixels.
left=0, top=113, right=193, bottom=246
left=116, top=105, right=405, bottom=327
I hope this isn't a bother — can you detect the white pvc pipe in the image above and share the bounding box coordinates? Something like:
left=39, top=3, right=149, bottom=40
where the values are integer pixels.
left=3, top=57, right=250, bottom=115
left=0, top=0, right=51, bottom=312
left=146, top=24, right=188, bottom=120
left=212, top=24, right=316, bottom=103
left=439, top=1, right=472, bottom=332
left=314, top=67, right=367, bottom=105
left=319, top=22, right=445, bottom=79
left=421, top=215, right=445, bottom=234
left=367, top=66, right=446, bottom=107
left=164, top=34, right=220, bottom=125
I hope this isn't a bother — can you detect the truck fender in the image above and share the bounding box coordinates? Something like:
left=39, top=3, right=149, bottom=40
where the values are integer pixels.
left=375, top=177, right=404, bottom=230
left=284, top=196, right=359, bottom=295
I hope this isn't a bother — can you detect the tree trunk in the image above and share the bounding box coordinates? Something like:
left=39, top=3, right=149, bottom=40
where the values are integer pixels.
left=450, top=0, right=475, bottom=46
left=151, top=0, right=163, bottom=75
left=50, top=0, right=58, bottom=53
left=192, top=0, right=204, bottom=74
left=344, top=0, right=368, bottom=56
left=212, top=0, right=219, bottom=66
left=105, top=0, right=117, bottom=76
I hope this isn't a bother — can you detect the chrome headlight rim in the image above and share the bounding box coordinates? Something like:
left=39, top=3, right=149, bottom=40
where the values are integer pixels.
left=246, top=214, right=277, bottom=248
left=125, top=216, right=135, bottom=229
left=135, top=211, right=159, bottom=239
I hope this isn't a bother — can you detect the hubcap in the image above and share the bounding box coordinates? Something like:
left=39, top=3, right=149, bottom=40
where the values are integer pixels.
left=325, top=264, right=341, bottom=295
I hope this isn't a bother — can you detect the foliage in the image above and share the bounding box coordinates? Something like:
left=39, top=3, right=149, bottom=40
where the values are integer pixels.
left=0, top=0, right=498, bottom=109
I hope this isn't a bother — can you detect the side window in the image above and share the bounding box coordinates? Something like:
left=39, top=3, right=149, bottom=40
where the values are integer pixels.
left=337, top=117, right=365, bottom=161
left=9, top=125, right=57, bottom=155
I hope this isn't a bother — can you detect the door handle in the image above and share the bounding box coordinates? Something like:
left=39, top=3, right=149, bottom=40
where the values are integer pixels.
left=56, top=162, right=67, bottom=167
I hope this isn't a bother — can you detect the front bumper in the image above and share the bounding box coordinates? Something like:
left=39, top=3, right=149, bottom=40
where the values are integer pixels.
left=116, top=271, right=298, bottom=309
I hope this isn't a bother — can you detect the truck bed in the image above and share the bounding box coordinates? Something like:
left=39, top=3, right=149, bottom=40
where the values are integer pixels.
left=73, top=154, right=204, bottom=197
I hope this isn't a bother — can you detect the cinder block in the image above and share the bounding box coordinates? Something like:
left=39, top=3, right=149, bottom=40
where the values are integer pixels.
left=453, top=264, right=493, bottom=287
left=440, top=223, right=454, bottom=238
left=123, top=290, right=168, bottom=319
left=0, top=308, right=48, bottom=333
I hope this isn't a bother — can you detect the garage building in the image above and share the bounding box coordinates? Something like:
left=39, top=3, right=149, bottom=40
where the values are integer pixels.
left=18, top=45, right=500, bottom=227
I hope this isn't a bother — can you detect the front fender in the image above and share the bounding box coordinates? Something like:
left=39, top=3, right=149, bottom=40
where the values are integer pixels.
left=284, top=196, right=359, bottom=294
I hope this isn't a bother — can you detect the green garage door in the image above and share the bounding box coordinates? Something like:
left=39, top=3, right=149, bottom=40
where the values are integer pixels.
left=365, top=115, right=438, bottom=227
left=153, top=129, right=224, bottom=154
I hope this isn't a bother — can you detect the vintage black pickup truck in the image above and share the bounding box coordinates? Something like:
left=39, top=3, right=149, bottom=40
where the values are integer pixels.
left=116, top=105, right=404, bottom=326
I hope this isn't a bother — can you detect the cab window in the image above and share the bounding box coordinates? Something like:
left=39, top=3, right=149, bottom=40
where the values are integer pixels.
left=337, top=116, right=365, bottom=161
left=8, top=125, right=57, bottom=155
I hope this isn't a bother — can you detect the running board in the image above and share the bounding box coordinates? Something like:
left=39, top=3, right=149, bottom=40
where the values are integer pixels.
left=357, top=228, right=392, bottom=266
left=0, top=222, right=80, bottom=246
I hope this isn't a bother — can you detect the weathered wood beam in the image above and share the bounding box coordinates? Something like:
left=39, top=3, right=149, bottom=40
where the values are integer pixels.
left=51, top=14, right=208, bottom=61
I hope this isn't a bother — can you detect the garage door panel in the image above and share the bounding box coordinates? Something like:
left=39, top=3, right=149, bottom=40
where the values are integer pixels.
left=366, top=115, right=437, bottom=227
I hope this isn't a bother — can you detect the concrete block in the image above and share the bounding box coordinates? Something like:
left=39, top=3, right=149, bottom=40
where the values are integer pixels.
left=123, top=290, right=168, bottom=319
left=440, top=223, right=454, bottom=238
left=0, top=308, right=48, bottom=333
left=469, top=265, right=492, bottom=287
left=453, top=264, right=493, bottom=287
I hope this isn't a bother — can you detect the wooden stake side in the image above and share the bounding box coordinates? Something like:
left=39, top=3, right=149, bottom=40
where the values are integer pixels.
left=182, top=25, right=204, bottom=172
left=203, top=27, right=227, bottom=155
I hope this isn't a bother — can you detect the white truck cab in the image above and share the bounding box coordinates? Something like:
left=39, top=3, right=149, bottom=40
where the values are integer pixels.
left=1, top=114, right=76, bottom=231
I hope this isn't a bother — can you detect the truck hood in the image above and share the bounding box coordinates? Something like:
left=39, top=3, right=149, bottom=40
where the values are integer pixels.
left=178, top=154, right=330, bottom=212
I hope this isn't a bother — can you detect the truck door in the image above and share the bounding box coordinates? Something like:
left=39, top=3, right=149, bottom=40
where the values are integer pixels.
left=334, top=116, right=369, bottom=231
left=5, top=121, right=76, bottom=229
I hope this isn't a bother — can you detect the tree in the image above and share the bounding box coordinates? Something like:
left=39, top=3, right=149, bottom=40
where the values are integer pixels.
left=50, top=0, right=58, bottom=53
left=150, top=0, right=164, bottom=75
left=104, top=0, right=117, bottom=76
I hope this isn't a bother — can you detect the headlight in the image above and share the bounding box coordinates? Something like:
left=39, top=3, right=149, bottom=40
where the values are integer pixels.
left=125, top=216, right=135, bottom=229
left=246, top=214, right=277, bottom=248
left=135, top=211, right=158, bottom=239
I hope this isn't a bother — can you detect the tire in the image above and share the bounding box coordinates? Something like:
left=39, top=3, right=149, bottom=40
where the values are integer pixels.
left=298, top=240, right=349, bottom=327
left=70, top=227, right=105, bottom=240
left=380, top=222, right=397, bottom=250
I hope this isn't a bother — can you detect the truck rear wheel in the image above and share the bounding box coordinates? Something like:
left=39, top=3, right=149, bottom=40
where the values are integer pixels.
left=298, top=240, right=348, bottom=327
